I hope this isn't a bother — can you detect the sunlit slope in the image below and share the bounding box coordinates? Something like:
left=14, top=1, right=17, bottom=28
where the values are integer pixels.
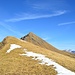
left=0, top=36, right=75, bottom=75
left=21, top=32, right=75, bottom=58
left=0, top=36, right=56, bottom=75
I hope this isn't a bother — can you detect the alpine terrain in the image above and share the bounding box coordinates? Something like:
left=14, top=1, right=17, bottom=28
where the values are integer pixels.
left=0, top=32, right=75, bottom=75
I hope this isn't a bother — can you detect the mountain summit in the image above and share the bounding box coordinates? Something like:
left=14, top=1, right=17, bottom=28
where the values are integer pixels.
left=21, top=32, right=58, bottom=51
left=21, top=32, right=75, bottom=58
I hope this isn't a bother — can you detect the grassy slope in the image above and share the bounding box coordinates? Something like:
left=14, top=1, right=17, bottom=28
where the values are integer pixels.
left=0, top=42, right=3, bottom=48
left=0, top=36, right=75, bottom=75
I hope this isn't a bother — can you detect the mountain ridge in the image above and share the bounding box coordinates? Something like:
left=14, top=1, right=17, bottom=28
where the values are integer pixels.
left=21, top=32, right=75, bottom=58
left=0, top=34, right=75, bottom=75
left=0, top=36, right=75, bottom=74
left=21, top=32, right=59, bottom=50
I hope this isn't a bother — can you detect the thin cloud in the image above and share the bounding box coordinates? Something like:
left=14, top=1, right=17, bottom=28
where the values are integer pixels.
left=58, top=21, right=75, bottom=26
left=0, top=22, right=24, bottom=36
left=31, top=3, right=50, bottom=10
left=26, top=0, right=66, bottom=11
left=5, top=10, right=66, bottom=22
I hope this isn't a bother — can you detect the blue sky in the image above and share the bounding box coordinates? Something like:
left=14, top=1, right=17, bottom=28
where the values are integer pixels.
left=0, top=0, right=75, bottom=51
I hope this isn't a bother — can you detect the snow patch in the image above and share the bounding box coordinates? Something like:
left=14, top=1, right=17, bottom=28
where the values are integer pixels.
left=20, top=50, right=75, bottom=75
left=6, top=44, right=21, bottom=53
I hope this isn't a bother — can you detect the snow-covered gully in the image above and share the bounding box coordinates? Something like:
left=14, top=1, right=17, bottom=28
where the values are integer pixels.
left=20, top=49, right=75, bottom=75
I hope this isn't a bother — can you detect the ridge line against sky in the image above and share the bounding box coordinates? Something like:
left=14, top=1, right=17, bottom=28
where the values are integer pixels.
left=5, top=10, right=66, bottom=22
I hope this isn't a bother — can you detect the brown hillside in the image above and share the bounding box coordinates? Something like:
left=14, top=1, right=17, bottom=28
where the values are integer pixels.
left=21, top=32, right=75, bottom=58
left=0, top=36, right=75, bottom=75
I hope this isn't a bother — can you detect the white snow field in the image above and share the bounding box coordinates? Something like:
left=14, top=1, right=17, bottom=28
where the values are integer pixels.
left=20, top=49, right=75, bottom=75
left=6, top=44, right=21, bottom=53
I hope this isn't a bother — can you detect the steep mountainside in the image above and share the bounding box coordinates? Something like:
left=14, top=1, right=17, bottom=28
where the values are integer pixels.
left=0, top=36, right=75, bottom=75
left=21, top=32, right=58, bottom=51
left=21, top=32, right=75, bottom=58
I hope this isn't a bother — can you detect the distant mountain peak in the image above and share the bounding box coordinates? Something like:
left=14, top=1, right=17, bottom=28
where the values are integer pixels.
left=21, top=32, right=36, bottom=40
left=21, top=32, right=58, bottom=51
left=20, top=32, right=75, bottom=58
left=27, top=32, right=36, bottom=37
left=28, top=32, right=34, bottom=35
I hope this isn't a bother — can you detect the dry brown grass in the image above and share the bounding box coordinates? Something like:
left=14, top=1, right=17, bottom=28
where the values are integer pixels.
left=0, top=36, right=75, bottom=75
left=0, top=36, right=57, bottom=75
left=0, top=50, right=56, bottom=75
left=0, top=42, right=4, bottom=49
